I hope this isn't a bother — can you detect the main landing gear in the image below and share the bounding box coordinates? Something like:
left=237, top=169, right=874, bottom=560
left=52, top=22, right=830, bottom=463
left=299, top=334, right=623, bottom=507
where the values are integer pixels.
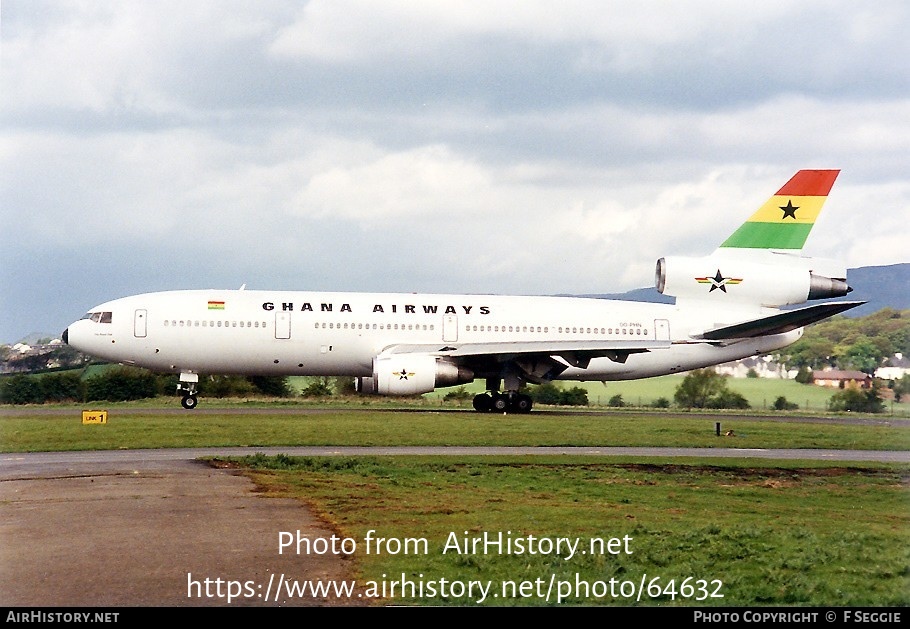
left=472, top=391, right=533, bottom=414
left=178, top=372, right=199, bottom=410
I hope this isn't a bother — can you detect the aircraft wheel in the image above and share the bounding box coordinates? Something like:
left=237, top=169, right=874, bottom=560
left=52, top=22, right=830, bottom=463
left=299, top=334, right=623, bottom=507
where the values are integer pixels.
left=492, top=394, right=509, bottom=413
left=472, top=393, right=492, bottom=412
left=181, top=395, right=198, bottom=410
left=514, top=394, right=533, bottom=414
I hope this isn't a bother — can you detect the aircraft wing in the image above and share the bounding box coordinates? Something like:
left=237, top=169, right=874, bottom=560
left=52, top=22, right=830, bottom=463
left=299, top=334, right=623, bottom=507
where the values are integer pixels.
left=380, top=339, right=672, bottom=382
left=385, top=339, right=668, bottom=356
left=694, top=301, right=865, bottom=341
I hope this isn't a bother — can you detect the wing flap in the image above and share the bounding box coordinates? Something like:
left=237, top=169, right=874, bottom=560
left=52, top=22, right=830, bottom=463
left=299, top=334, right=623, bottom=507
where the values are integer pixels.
left=695, top=301, right=865, bottom=341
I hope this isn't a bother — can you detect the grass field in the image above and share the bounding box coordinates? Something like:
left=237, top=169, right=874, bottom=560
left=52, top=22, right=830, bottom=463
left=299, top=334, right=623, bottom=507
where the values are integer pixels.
left=419, top=374, right=910, bottom=415
left=2, top=401, right=908, bottom=607
left=2, top=405, right=908, bottom=452
left=237, top=454, right=909, bottom=606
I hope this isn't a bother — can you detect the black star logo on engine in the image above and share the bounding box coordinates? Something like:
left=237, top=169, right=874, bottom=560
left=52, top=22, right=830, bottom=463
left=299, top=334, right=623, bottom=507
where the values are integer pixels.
left=779, top=200, right=799, bottom=219
left=398, top=368, right=409, bottom=380
left=709, top=269, right=729, bottom=293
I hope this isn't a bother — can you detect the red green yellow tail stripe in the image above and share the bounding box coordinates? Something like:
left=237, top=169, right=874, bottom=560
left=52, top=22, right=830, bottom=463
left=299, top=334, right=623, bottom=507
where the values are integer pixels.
left=720, top=169, right=839, bottom=250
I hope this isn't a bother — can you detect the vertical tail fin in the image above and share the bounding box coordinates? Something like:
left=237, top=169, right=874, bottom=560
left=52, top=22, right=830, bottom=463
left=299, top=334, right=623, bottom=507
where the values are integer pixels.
left=718, top=169, right=839, bottom=251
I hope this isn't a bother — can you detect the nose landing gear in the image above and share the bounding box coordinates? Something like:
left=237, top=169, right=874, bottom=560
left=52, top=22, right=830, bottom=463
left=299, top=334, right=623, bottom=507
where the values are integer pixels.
left=181, top=394, right=198, bottom=410
left=178, top=372, right=199, bottom=410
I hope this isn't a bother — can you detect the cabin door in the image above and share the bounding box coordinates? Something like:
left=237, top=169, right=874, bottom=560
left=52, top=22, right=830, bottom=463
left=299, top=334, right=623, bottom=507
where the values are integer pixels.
left=654, top=319, right=670, bottom=341
left=275, top=312, right=291, bottom=339
left=442, top=315, right=458, bottom=342
left=134, top=309, right=147, bottom=338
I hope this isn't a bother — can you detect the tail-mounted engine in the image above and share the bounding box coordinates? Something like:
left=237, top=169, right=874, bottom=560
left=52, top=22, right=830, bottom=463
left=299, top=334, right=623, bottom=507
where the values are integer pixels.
left=655, top=254, right=851, bottom=307
left=355, top=354, right=474, bottom=396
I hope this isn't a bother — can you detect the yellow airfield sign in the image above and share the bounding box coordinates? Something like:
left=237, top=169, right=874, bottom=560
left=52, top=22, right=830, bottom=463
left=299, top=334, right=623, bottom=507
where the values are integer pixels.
left=81, top=410, right=108, bottom=425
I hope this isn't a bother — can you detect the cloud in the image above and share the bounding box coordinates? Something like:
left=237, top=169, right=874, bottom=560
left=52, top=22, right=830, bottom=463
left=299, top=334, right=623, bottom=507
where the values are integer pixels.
left=2, top=1, right=909, bottom=342
left=293, top=145, right=491, bottom=220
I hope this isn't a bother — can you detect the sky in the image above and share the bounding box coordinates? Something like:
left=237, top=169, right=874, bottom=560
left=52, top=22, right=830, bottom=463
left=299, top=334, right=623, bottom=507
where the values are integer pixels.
left=2, top=0, right=909, bottom=343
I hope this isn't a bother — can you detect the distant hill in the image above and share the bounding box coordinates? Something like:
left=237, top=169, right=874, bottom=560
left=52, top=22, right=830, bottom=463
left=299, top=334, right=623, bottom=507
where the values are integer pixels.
left=840, top=264, right=910, bottom=316
left=579, top=263, right=909, bottom=317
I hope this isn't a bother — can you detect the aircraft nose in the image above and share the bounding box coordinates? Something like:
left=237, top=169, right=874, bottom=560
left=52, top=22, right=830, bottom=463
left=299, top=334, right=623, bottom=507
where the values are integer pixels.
left=62, top=327, right=69, bottom=344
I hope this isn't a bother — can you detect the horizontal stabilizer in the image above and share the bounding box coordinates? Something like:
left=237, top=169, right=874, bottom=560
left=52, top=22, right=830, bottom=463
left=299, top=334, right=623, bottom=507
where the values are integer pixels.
left=696, top=301, right=865, bottom=341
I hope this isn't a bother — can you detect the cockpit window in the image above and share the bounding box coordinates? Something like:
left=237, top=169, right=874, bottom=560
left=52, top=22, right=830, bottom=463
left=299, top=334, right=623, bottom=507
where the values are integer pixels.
left=81, top=311, right=113, bottom=323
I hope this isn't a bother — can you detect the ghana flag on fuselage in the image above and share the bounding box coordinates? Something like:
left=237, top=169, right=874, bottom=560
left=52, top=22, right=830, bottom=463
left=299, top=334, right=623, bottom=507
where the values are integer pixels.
left=719, top=169, right=839, bottom=251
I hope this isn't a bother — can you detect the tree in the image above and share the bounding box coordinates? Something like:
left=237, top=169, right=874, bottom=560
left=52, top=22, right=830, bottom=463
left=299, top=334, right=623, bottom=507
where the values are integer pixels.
left=0, top=374, right=45, bottom=404
left=674, top=369, right=750, bottom=409
left=840, top=336, right=884, bottom=375
left=673, top=369, right=727, bottom=408
left=773, top=396, right=799, bottom=411
left=527, top=383, right=588, bottom=406
left=248, top=376, right=292, bottom=397
left=707, top=389, right=750, bottom=409
left=332, top=377, right=357, bottom=395
left=778, top=337, right=835, bottom=370
left=890, top=374, right=910, bottom=403
left=794, top=366, right=814, bottom=384
left=203, top=375, right=257, bottom=397
left=300, top=378, right=333, bottom=397
left=828, top=384, right=885, bottom=413
left=85, top=367, right=160, bottom=402
left=40, top=372, right=85, bottom=402
left=560, top=387, right=589, bottom=406
left=527, top=383, right=563, bottom=405
left=443, top=386, right=472, bottom=401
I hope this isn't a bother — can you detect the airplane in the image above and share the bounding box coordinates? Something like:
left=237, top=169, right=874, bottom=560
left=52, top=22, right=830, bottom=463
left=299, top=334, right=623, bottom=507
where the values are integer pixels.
left=63, top=169, right=863, bottom=412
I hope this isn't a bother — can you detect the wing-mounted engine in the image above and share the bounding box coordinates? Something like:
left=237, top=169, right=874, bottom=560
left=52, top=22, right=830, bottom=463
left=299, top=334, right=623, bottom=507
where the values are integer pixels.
left=655, top=253, right=850, bottom=307
left=355, top=354, right=474, bottom=396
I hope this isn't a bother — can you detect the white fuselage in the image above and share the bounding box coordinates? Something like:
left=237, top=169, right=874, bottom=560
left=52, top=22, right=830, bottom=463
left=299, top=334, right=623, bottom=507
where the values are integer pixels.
left=64, top=289, right=800, bottom=383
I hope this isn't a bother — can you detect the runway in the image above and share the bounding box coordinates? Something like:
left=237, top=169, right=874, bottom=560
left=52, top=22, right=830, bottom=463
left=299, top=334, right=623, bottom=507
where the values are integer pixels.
left=2, top=445, right=908, bottom=480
